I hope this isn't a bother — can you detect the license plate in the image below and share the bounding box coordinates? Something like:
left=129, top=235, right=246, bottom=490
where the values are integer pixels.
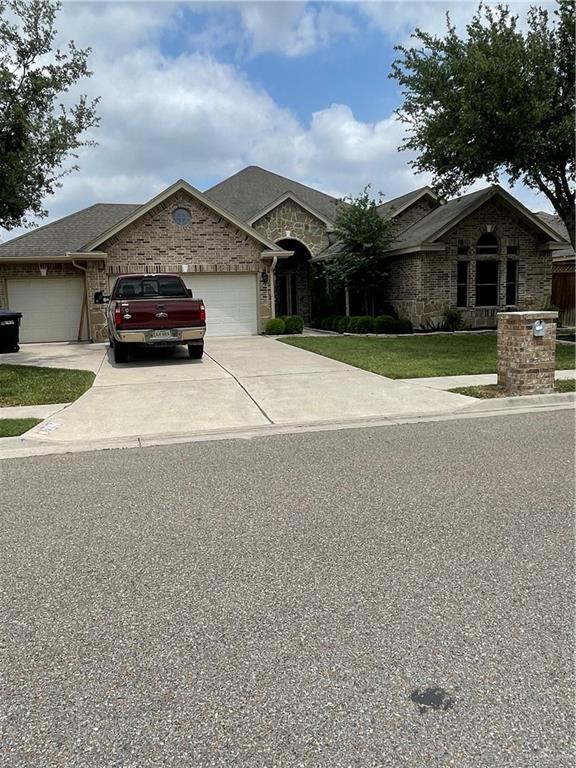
left=152, top=329, right=173, bottom=339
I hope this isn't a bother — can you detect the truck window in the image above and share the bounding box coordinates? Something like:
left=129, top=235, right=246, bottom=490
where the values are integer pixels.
left=115, top=276, right=188, bottom=299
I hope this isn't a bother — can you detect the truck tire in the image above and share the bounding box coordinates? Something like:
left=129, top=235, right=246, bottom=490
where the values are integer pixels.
left=114, top=340, right=129, bottom=363
left=188, top=343, right=203, bottom=360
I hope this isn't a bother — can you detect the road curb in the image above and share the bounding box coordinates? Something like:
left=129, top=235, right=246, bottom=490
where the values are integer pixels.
left=0, top=396, right=573, bottom=460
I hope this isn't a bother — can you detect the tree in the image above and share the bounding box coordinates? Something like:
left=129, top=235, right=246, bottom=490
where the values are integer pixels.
left=390, top=1, right=575, bottom=248
left=322, top=187, right=393, bottom=313
left=0, top=0, right=99, bottom=230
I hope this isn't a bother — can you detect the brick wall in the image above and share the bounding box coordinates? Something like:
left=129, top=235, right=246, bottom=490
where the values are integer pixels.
left=389, top=198, right=439, bottom=238
left=497, top=311, right=558, bottom=394
left=382, top=198, right=554, bottom=328
left=84, top=190, right=272, bottom=340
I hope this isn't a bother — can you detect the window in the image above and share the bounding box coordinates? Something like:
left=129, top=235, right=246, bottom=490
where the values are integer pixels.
left=506, top=260, right=518, bottom=305
left=457, top=240, right=469, bottom=256
left=115, top=276, right=188, bottom=299
left=172, top=207, right=191, bottom=226
left=476, top=232, right=499, bottom=254
left=475, top=260, right=500, bottom=306
left=456, top=261, right=469, bottom=307
left=506, top=240, right=519, bottom=255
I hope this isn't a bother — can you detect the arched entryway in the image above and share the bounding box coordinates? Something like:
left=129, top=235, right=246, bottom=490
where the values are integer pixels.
left=275, top=238, right=312, bottom=321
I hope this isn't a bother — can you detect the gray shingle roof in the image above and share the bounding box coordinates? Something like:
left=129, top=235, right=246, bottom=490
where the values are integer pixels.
left=0, top=203, right=139, bottom=258
left=536, top=212, right=574, bottom=258
left=204, top=165, right=340, bottom=223
left=376, top=186, right=437, bottom=219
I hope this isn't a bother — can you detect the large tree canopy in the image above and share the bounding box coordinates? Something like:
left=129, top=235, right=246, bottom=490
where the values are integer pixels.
left=0, top=0, right=99, bottom=230
left=322, top=187, right=393, bottom=291
left=390, top=1, right=575, bottom=247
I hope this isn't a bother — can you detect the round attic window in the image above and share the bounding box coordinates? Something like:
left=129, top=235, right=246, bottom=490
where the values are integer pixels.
left=172, top=207, right=191, bottom=226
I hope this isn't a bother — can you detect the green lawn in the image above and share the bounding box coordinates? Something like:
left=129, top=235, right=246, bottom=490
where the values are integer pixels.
left=0, top=365, right=95, bottom=407
left=0, top=418, right=42, bottom=437
left=451, top=378, right=576, bottom=399
left=281, top=334, right=576, bottom=379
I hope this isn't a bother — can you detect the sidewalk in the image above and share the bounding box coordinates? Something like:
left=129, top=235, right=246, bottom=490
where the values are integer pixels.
left=0, top=403, right=69, bottom=419
left=402, top=369, right=576, bottom=390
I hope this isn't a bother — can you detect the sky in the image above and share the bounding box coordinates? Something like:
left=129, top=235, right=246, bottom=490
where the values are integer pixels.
left=1, top=0, right=558, bottom=241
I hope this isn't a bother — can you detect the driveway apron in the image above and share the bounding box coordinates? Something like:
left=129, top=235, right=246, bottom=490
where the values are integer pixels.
left=26, top=338, right=472, bottom=442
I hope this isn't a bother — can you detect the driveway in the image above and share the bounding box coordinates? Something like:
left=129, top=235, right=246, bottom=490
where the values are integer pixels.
left=16, top=338, right=472, bottom=443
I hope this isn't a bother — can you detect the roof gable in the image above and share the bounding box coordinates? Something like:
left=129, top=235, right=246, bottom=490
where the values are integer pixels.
left=395, top=185, right=565, bottom=248
left=377, top=186, right=439, bottom=220
left=84, top=179, right=282, bottom=252
left=248, top=191, right=335, bottom=227
left=204, top=165, right=339, bottom=223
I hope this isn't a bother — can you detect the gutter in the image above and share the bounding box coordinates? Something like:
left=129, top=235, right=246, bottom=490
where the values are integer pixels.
left=70, top=257, right=91, bottom=342
left=270, top=255, right=278, bottom=319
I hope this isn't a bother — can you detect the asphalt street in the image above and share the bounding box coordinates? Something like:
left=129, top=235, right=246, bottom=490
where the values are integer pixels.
left=1, top=411, right=574, bottom=767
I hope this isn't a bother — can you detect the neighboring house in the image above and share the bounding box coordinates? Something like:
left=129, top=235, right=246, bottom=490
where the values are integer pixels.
left=536, top=211, right=575, bottom=327
left=0, top=166, right=568, bottom=343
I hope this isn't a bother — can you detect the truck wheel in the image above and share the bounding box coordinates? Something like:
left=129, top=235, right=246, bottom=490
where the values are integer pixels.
left=188, top=343, right=203, bottom=360
left=114, top=340, right=128, bottom=363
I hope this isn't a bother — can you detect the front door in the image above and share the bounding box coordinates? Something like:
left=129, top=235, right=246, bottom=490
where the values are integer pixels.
left=276, top=273, right=298, bottom=316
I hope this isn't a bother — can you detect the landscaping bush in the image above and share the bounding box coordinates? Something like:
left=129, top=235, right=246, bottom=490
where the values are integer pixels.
left=374, top=315, right=397, bottom=334
left=355, top=316, right=376, bottom=334
left=443, top=307, right=464, bottom=331
left=380, top=302, right=399, bottom=320
left=320, top=316, right=335, bottom=331
left=264, top=317, right=285, bottom=335
left=336, top=316, right=350, bottom=333
left=346, top=316, right=360, bottom=333
left=283, top=315, right=304, bottom=334
left=395, top=318, right=413, bottom=334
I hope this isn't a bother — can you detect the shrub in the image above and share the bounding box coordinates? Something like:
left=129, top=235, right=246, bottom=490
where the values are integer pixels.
left=380, top=302, right=399, bottom=320
left=336, top=316, right=350, bottom=333
left=346, top=316, right=360, bottom=333
left=443, top=307, right=463, bottom=331
left=283, top=315, right=304, bottom=334
left=264, top=317, right=285, bottom=335
left=320, top=317, right=333, bottom=330
left=374, top=315, right=397, bottom=334
left=395, top=318, right=413, bottom=334
left=355, top=316, right=376, bottom=334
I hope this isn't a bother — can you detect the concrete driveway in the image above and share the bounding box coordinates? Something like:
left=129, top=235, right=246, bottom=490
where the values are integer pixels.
left=19, top=338, right=472, bottom=443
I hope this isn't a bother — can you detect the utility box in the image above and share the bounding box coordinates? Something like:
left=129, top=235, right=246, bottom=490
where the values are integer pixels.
left=497, top=311, right=558, bottom=395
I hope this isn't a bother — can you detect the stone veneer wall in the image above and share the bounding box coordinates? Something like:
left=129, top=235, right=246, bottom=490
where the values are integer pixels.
left=497, top=311, right=558, bottom=394
left=84, top=190, right=272, bottom=341
left=252, top=199, right=330, bottom=256
left=382, top=198, right=553, bottom=328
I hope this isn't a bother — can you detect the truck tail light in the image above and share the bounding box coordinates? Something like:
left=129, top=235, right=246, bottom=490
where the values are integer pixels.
left=114, top=306, right=122, bottom=327
left=199, top=303, right=206, bottom=322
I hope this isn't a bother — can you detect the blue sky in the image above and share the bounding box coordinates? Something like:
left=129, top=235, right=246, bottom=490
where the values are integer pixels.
left=1, top=1, right=558, bottom=240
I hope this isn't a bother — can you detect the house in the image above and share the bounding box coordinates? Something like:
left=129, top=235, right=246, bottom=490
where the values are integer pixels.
left=536, top=211, right=575, bottom=327
left=0, top=166, right=568, bottom=342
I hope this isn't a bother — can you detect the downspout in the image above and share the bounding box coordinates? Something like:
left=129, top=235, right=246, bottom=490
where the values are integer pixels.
left=71, top=259, right=91, bottom=342
left=270, top=255, right=278, bottom=319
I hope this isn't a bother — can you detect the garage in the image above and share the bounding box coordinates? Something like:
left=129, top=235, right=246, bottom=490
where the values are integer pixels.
left=181, top=274, right=258, bottom=336
left=7, top=277, right=86, bottom=343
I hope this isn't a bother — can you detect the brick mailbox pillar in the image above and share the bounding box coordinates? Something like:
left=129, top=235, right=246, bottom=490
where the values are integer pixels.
left=497, top=311, right=558, bottom=395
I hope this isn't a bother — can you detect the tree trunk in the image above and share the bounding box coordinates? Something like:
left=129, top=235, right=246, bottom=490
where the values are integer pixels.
left=558, top=202, right=575, bottom=250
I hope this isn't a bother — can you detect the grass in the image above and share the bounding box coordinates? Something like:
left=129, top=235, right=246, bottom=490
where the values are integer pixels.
left=0, top=364, right=95, bottom=407
left=450, top=378, right=575, bottom=399
left=281, top=334, right=576, bottom=379
left=0, top=418, right=42, bottom=437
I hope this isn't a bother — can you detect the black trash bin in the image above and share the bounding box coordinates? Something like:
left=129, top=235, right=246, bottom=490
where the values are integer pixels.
left=0, top=311, right=22, bottom=353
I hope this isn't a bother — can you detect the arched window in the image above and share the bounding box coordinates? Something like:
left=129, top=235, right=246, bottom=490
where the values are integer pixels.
left=476, top=232, right=499, bottom=254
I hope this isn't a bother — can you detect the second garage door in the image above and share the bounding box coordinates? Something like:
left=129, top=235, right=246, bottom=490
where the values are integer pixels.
left=7, top=277, right=86, bottom=343
left=181, top=273, right=258, bottom=336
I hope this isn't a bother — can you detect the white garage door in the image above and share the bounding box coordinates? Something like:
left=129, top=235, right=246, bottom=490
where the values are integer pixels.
left=182, top=273, right=258, bottom=336
left=7, top=278, right=86, bottom=343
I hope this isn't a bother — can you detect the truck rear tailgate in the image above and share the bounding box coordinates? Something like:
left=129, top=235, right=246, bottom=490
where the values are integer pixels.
left=115, top=298, right=204, bottom=329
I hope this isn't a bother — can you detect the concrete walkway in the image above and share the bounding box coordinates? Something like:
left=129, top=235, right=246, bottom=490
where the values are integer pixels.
left=20, top=338, right=473, bottom=443
left=403, top=369, right=576, bottom=390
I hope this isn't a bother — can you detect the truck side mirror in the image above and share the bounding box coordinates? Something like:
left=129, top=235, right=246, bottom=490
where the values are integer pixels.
left=186, top=288, right=193, bottom=298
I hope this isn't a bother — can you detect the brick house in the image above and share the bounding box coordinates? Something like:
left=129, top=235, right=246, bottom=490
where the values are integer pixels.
left=0, top=166, right=567, bottom=342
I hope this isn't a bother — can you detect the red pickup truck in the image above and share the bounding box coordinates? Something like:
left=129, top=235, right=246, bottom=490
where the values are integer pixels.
left=94, top=274, right=206, bottom=363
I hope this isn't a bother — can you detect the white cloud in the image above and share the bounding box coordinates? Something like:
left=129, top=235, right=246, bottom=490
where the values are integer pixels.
left=0, top=1, right=555, bottom=242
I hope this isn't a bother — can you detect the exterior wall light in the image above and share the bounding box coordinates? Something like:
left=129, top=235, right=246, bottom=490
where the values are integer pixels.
left=261, top=271, right=269, bottom=284
left=39, top=264, right=48, bottom=277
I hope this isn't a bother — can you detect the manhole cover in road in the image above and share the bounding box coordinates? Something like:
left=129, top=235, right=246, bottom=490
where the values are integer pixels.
left=410, top=687, right=455, bottom=714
